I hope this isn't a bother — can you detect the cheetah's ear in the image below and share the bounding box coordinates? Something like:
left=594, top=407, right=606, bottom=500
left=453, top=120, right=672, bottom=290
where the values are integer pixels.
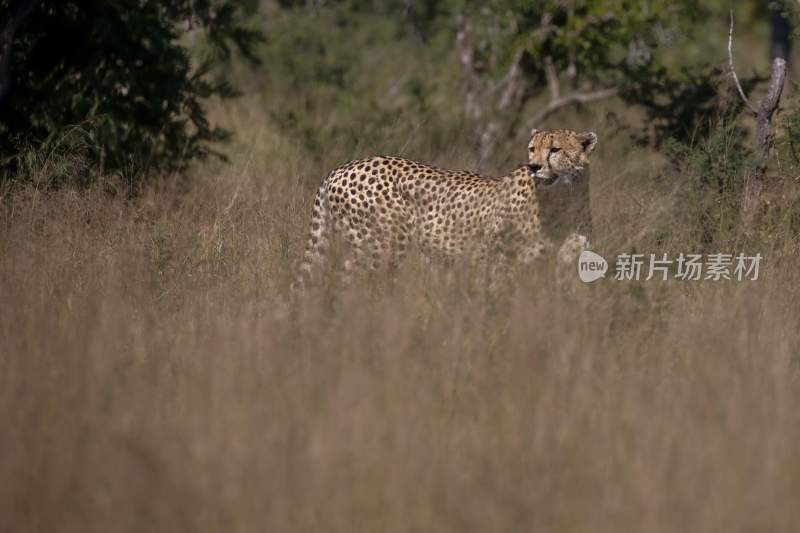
left=530, top=128, right=540, bottom=138
left=577, top=131, right=597, bottom=155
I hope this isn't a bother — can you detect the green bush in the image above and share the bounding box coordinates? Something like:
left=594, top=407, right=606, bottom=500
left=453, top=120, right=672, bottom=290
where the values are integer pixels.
left=0, top=0, right=260, bottom=184
left=258, top=5, right=465, bottom=175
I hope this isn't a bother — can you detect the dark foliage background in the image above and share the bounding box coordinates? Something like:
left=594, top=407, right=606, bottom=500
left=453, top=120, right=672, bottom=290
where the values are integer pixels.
left=0, top=0, right=260, bottom=182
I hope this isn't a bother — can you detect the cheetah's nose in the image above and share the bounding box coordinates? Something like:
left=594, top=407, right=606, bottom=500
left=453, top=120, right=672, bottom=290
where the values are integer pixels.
left=527, top=164, right=542, bottom=174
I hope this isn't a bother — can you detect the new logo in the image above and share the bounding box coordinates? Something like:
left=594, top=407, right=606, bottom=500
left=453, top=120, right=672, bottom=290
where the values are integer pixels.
left=578, top=250, right=608, bottom=283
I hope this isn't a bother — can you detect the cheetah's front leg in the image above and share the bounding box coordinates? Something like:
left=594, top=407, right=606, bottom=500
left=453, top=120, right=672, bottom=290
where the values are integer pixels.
left=555, top=233, right=589, bottom=287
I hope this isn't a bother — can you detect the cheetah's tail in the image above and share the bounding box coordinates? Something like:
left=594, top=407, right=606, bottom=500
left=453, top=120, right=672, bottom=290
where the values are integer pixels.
left=292, top=183, right=331, bottom=292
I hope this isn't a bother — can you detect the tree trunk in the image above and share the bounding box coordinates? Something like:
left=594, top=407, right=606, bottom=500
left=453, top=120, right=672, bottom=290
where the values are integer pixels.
left=742, top=57, right=787, bottom=224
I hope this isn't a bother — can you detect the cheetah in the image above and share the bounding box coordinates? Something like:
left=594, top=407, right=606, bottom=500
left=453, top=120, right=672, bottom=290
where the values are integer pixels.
left=295, top=128, right=597, bottom=288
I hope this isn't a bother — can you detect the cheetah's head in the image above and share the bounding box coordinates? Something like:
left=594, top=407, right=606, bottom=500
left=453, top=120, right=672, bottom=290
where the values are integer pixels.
left=527, top=129, right=597, bottom=187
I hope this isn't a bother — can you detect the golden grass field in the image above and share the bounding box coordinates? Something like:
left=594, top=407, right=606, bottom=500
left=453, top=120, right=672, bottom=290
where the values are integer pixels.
left=2, top=90, right=800, bottom=532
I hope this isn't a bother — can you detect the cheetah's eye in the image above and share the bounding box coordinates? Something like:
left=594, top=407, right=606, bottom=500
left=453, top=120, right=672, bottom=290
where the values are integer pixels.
left=549, top=147, right=561, bottom=154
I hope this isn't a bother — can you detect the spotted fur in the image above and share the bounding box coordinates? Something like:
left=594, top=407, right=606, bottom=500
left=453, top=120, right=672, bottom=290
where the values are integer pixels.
left=295, top=128, right=597, bottom=288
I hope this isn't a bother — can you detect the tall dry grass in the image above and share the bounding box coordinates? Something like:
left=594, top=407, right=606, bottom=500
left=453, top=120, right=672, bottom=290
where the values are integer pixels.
left=1, top=95, right=799, bottom=533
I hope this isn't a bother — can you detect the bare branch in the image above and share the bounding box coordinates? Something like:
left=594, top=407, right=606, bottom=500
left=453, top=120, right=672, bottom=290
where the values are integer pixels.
left=534, top=12, right=556, bottom=41
left=566, top=1, right=578, bottom=90
left=456, top=15, right=475, bottom=76
left=530, top=87, right=619, bottom=127
left=456, top=15, right=482, bottom=119
left=495, top=49, right=526, bottom=111
left=544, top=56, right=560, bottom=101
left=566, top=52, right=577, bottom=90
left=474, top=49, right=527, bottom=166
left=728, top=10, right=758, bottom=116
